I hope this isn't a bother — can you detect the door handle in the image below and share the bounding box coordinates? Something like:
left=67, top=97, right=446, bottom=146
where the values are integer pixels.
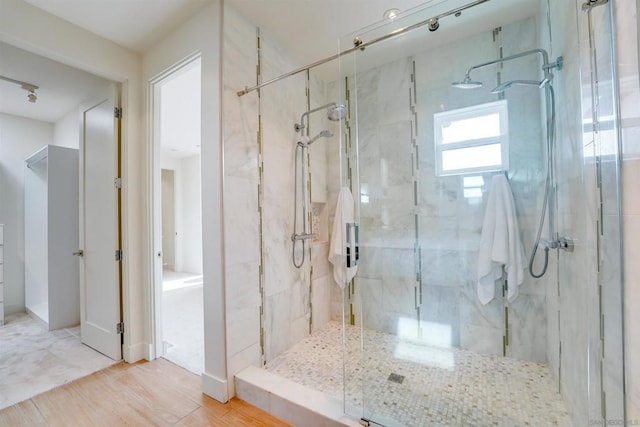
left=73, top=250, right=84, bottom=257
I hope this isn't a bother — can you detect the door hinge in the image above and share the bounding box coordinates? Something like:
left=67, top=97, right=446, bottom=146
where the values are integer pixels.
left=116, top=322, right=124, bottom=334
left=114, top=107, right=123, bottom=119
left=114, top=177, right=122, bottom=189
left=115, top=249, right=123, bottom=261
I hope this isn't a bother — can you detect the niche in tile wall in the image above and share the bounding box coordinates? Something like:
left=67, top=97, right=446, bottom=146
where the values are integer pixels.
left=311, top=202, right=328, bottom=244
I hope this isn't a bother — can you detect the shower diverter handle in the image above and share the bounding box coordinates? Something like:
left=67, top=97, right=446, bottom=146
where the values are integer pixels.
left=346, top=222, right=360, bottom=268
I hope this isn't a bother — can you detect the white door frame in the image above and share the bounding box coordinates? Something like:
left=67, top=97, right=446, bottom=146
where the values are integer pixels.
left=148, top=53, right=202, bottom=359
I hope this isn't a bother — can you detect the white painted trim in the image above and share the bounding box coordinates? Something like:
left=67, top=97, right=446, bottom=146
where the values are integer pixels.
left=202, top=372, right=229, bottom=403
left=123, top=342, right=148, bottom=362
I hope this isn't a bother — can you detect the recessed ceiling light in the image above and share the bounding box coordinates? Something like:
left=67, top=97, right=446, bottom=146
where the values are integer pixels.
left=383, top=8, right=401, bottom=20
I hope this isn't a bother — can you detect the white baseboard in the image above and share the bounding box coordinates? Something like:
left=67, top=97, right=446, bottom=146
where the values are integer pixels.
left=202, top=371, right=229, bottom=403
left=123, top=341, right=147, bottom=363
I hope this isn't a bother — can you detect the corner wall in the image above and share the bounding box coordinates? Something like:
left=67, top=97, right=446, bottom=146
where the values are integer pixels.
left=222, top=4, right=334, bottom=398
left=0, top=113, right=53, bottom=315
left=142, top=0, right=225, bottom=400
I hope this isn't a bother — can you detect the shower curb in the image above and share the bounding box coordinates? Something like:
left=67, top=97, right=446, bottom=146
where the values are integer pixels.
left=235, top=366, right=360, bottom=426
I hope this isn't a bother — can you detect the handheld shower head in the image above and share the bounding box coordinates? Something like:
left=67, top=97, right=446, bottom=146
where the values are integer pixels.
left=451, top=74, right=483, bottom=89
left=328, top=104, right=347, bottom=121
left=305, top=130, right=333, bottom=146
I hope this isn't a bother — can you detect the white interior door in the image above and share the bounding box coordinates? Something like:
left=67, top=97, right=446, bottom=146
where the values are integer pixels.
left=79, top=83, right=122, bottom=360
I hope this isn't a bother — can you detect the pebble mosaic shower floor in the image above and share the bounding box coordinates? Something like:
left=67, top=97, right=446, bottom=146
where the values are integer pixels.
left=266, top=321, right=572, bottom=427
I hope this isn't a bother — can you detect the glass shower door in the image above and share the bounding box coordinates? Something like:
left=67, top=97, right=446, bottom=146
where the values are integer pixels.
left=338, top=0, right=625, bottom=426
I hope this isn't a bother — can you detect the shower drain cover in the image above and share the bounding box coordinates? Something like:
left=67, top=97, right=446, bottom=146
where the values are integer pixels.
left=387, top=373, right=405, bottom=384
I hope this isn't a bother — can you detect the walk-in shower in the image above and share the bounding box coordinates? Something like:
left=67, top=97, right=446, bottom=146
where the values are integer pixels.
left=291, top=103, right=346, bottom=268
left=451, top=48, right=569, bottom=278
left=226, top=0, right=626, bottom=425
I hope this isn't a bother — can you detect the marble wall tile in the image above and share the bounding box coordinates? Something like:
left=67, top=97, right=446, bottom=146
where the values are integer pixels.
left=311, top=275, right=331, bottom=332
left=225, top=262, right=260, bottom=312
left=507, top=294, right=546, bottom=363
left=227, top=342, right=261, bottom=393
left=311, top=242, right=330, bottom=279
left=223, top=176, right=260, bottom=267
left=227, top=306, right=261, bottom=358
left=360, top=278, right=383, bottom=332
left=460, top=324, right=503, bottom=357
left=459, top=283, right=504, bottom=331
left=265, top=290, right=291, bottom=362
left=420, top=285, right=461, bottom=348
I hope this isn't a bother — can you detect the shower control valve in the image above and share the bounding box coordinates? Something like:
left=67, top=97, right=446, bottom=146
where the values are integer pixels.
left=558, top=236, right=575, bottom=252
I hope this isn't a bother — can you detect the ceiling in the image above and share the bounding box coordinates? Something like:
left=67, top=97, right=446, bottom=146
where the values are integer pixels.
left=22, top=0, right=212, bottom=53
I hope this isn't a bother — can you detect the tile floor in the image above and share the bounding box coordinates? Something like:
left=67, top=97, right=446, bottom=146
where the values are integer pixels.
left=266, top=321, right=572, bottom=427
left=0, top=312, right=116, bottom=410
left=162, top=269, right=204, bottom=375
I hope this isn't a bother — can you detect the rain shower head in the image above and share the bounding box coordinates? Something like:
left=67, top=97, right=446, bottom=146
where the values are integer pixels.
left=296, top=102, right=347, bottom=132
left=451, top=74, right=483, bottom=89
left=328, top=104, right=347, bottom=121
left=490, top=79, right=549, bottom=94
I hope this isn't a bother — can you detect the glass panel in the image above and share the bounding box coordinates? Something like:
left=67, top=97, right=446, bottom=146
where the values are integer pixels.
left=338, top=0, right=625, bottom=426
left=441, top=143, right=502, bottom=172
left=441, top=112, right=501, bottom=144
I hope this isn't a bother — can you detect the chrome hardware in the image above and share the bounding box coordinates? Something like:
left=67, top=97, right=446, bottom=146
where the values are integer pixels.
left=582, top=0, right=608, bottom=12
left=72, top=250, right=84, bottom=256
left=346, top=222, right=360, bottom=267
left=291, top=233, right=316, bottom=242
left=558, top=237, right=575, bottom=252
left=353, top=37, right=365, bottom=51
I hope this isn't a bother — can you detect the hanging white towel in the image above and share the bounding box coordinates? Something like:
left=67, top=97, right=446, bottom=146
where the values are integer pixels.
left=477, top=174, right=526, bottom=305
left=329, top=187, right=358, bottom=289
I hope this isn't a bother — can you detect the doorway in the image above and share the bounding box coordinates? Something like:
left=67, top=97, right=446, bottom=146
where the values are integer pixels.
left=152, top=56, right=203, bottom=374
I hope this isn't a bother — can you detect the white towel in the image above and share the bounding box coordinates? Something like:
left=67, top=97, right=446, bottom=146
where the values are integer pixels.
left=329, top=187, right=358, bottom=289
left=477, top=174, right=526, bottom=305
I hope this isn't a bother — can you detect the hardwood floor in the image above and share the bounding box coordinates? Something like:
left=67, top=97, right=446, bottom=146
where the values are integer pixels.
left=0, top=358, right=291, bottom=426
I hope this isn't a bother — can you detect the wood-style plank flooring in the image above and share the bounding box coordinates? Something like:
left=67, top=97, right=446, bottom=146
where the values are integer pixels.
left=0, top=358, right=291, bottom=426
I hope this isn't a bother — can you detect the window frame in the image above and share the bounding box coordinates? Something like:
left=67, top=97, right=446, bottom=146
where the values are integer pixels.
left=433, top=100, right=509, bottom=176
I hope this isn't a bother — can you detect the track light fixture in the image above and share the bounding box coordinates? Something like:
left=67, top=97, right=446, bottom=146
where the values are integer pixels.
left=0, top=75, right=39, bottom=103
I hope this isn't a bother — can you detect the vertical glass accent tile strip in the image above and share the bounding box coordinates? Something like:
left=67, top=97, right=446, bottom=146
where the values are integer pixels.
left=306, top=69, right=313, bottom=335
left=256, top=27, right=266, bottom=366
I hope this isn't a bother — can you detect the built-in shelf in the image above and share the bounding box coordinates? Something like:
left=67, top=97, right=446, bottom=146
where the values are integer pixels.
left=311, top=202, right=328, bottom=244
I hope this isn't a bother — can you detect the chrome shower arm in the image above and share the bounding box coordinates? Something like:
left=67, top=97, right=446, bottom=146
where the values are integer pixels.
left=465, top=49, right=561, bottom=80
left=295, top=102, right=337, bottom=132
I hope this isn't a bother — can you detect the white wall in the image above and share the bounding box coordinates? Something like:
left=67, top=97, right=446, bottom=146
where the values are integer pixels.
left=53, top=108, right=80, bottom=149
left=160, top=154, right=202, bottom=275
left=178, top=155, right=202, bottom=274
left=0, top=0, right=144, bottom=362
left=0, top=113, right=53, bottom=315
left=161, top=169, right=176, bottom=270
left=142, top=1, right=224, bottom=401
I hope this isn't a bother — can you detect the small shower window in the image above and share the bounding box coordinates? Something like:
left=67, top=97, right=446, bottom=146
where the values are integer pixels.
left=434, top=100, right=509, bottom=176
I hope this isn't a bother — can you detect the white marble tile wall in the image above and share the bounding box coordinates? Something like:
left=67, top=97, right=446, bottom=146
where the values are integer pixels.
left=412, top=18, right=546, bottom=360
left=222, top=4, right=261, bottom=397
left=222, top=4, right=335, bottom=390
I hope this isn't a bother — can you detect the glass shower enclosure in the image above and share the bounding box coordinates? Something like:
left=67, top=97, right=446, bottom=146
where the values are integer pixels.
left=334, top=0, right=625, bottom=425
